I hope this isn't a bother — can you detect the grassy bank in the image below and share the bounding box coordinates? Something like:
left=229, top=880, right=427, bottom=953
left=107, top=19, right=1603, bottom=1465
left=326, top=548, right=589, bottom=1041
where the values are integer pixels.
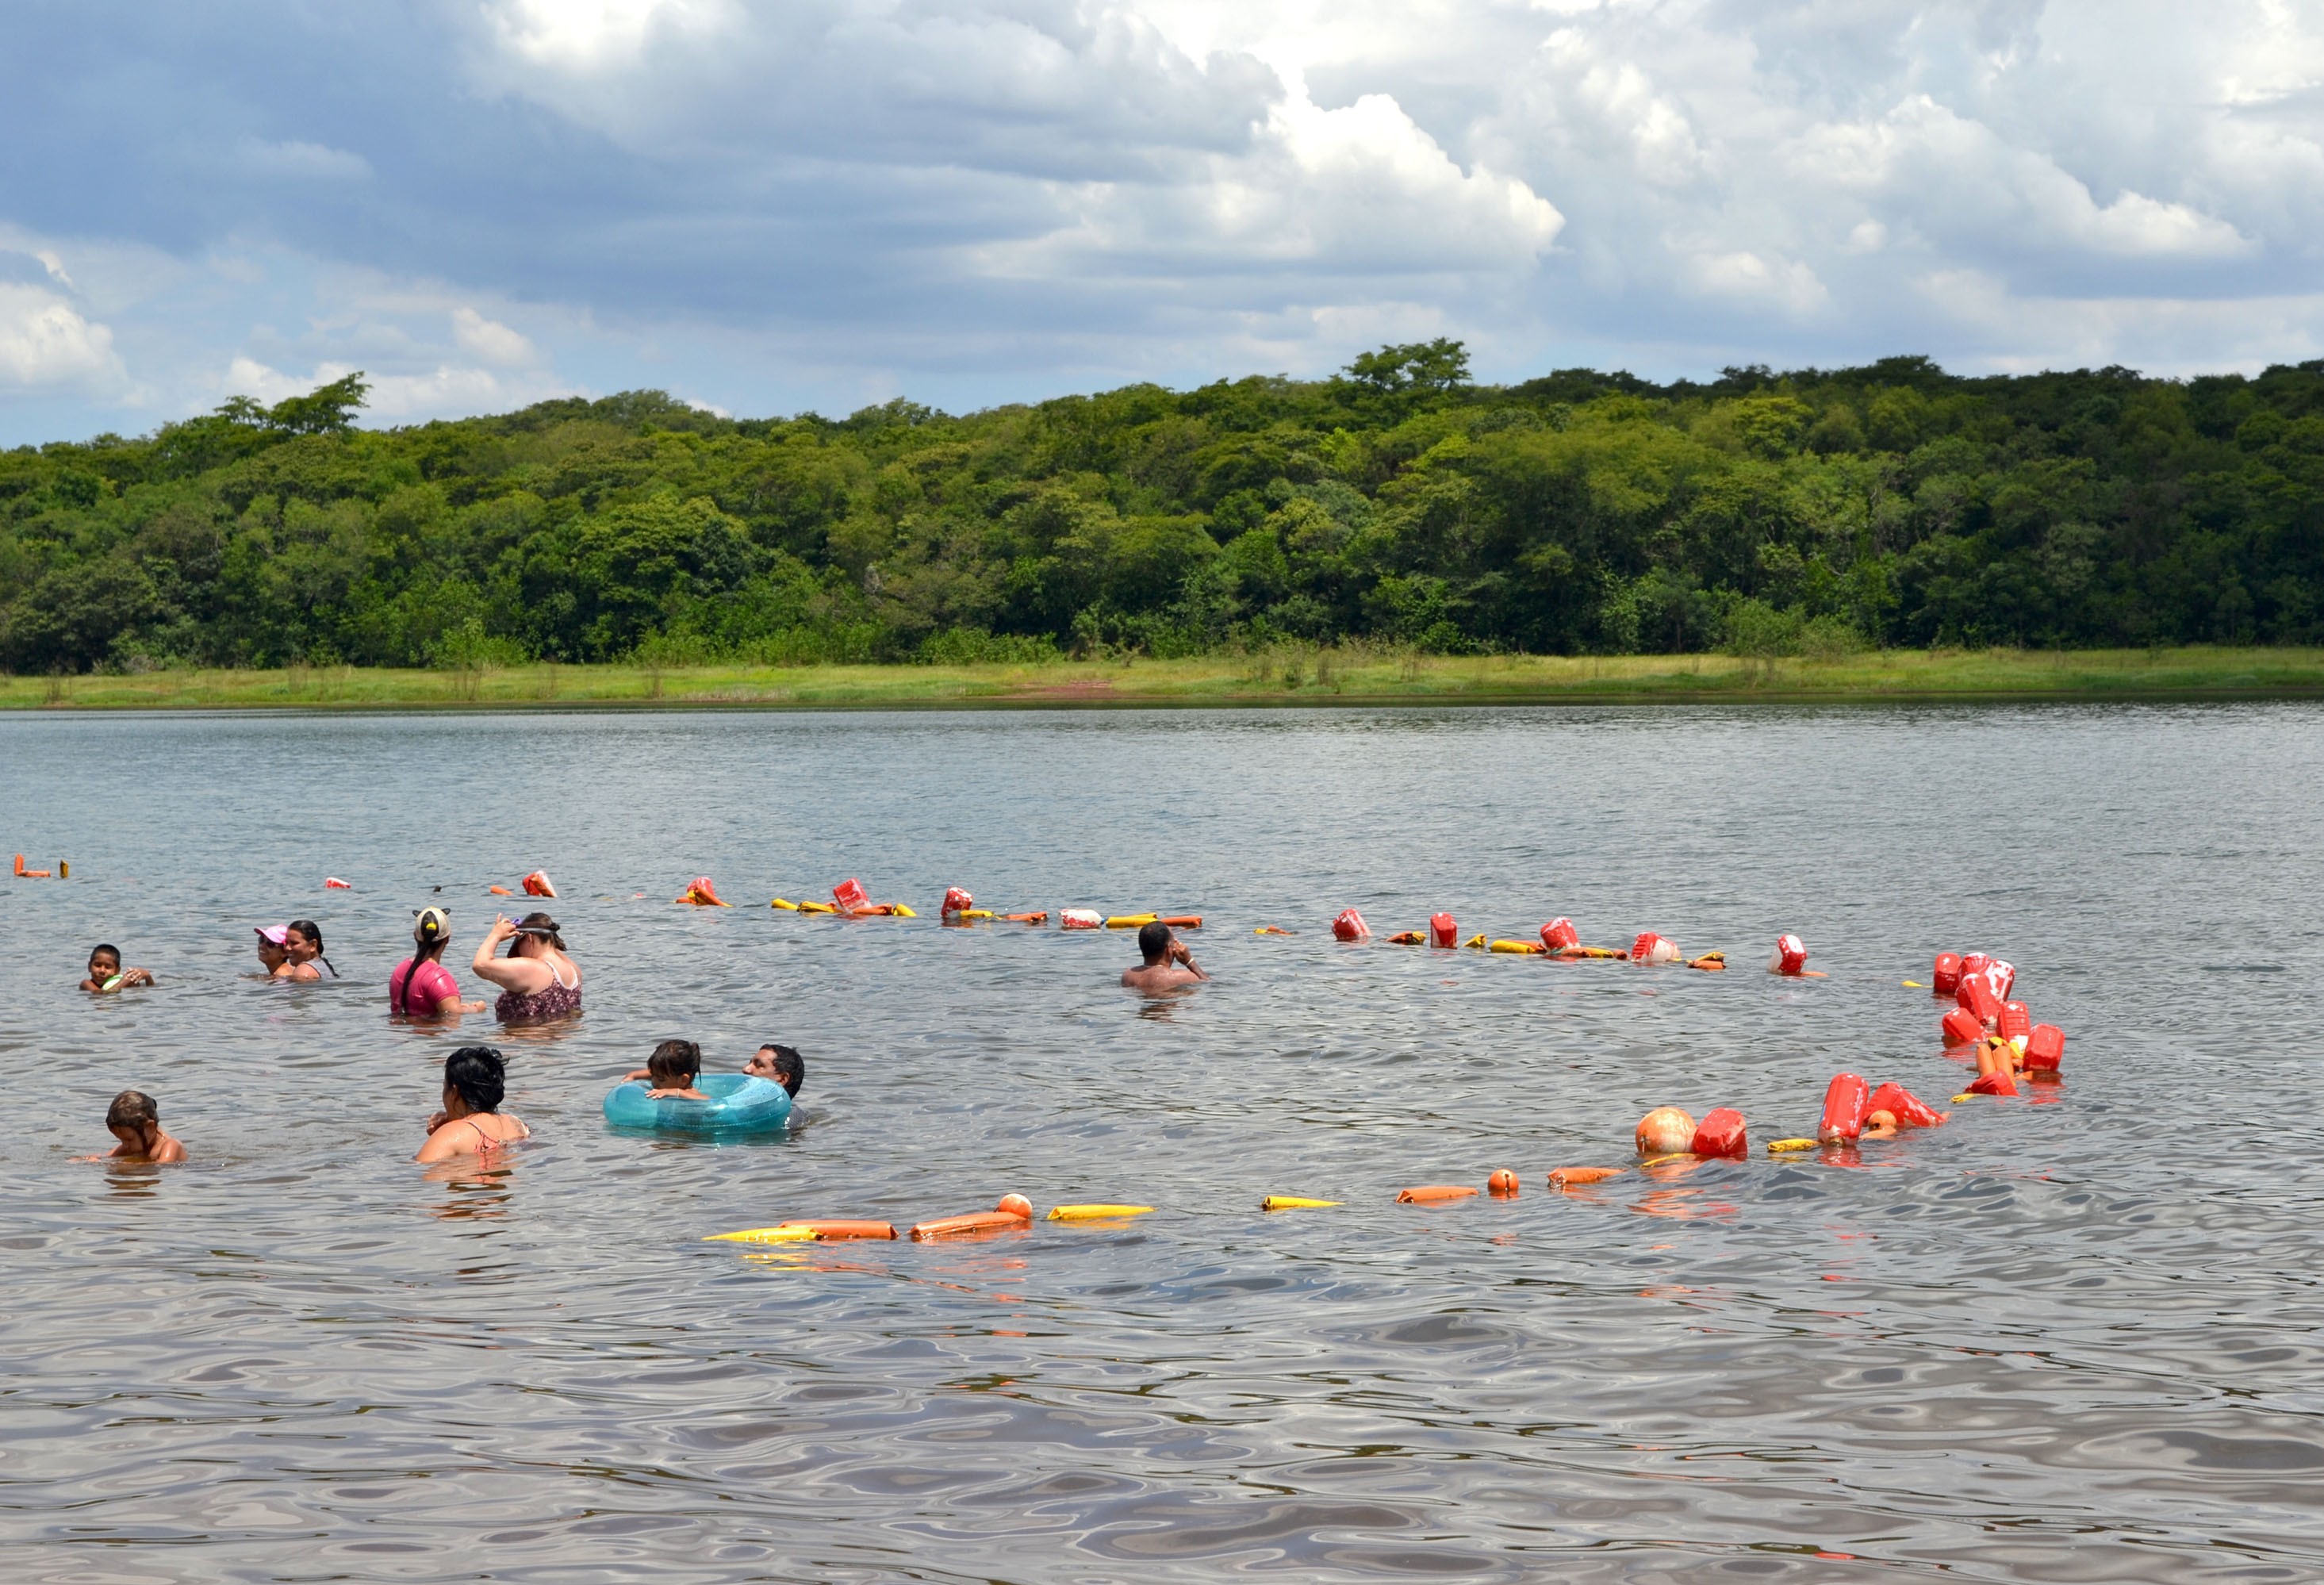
left=4, top=646, right=2323, bottom=712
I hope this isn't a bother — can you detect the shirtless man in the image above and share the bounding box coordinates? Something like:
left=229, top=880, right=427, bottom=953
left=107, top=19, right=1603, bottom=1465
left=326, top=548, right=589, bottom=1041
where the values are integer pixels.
left=1121, top=921, right=1208, bottom=991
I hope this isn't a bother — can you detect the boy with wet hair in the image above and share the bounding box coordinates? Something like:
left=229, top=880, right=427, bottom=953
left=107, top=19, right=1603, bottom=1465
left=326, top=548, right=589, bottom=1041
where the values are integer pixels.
left=619, top=1039, right=709, bottom=1100
left=79, top=1090, right=185, bottom=1161
left=80, top=944, right=155, bottom=994
left=745, top=1042, right=805, bottom=1097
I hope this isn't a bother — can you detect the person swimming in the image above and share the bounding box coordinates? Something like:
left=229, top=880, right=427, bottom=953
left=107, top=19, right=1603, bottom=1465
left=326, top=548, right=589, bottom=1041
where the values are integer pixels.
left=75, top=1090, right=184, bottom=1162
left=743, top=1042, right=806, bottom=1096
left=253, top=925, right=290, bottom=976
left=277, top=919, right=336, bottom=982
left=416, top=1046, right=531, bottom=1163
left=1120, top=921, right=1208, bottom=991
left=390, top=907, right=486, bottom=1019
left=474, top=912, right=581, bottom=1024
left=80, top=944, right=155, bottom=994
left=617, top=1039, right=710, bottom=1100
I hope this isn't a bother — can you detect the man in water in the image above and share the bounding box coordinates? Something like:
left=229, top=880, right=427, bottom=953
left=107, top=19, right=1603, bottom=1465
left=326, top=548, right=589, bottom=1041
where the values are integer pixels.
left=1121, top=920, right=1208, bottom=991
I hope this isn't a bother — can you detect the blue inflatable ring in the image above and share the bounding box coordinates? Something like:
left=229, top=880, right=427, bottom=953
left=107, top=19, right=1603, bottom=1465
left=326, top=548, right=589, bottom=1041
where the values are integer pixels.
left=602, top=1073, right=793, bottom=1134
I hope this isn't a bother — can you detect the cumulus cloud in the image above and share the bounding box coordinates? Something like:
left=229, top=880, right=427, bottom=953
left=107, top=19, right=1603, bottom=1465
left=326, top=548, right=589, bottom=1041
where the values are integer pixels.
left=0, top=0, right=2322, bottom=440
left=0, top=282, right=121, bottom=390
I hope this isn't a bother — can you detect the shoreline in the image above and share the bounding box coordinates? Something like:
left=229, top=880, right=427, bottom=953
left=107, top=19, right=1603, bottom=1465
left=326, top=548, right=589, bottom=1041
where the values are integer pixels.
left=4, top=645, right=2322, bottom=712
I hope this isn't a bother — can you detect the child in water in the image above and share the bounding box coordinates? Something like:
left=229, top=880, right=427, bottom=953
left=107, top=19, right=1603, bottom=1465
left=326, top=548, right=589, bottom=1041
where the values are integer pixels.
left=77, top=1090, right=184, bottom=1161
left=80, top=944, right=155, bottom=994
left=619, top=1039, right=710, bottom=1100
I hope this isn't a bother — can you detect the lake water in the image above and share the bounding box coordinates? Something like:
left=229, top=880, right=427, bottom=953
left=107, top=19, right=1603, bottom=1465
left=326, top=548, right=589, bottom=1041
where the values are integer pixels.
left=4, top=704, right=2322, bottom=1583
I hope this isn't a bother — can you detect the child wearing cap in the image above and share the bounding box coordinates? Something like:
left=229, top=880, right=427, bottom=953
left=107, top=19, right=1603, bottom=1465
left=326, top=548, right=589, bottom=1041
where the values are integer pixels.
left=390, top=907, right=487, bottom=1019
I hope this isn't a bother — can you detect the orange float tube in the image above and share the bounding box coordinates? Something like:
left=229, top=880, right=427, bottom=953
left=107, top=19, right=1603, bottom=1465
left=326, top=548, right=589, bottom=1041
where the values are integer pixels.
left=1003, top=911, right=1049, bottom=924
left=1386, top=931, right=1426, bottom=945
left=1396, top=1184, right=1478, bottom=1204
left=1549, top=1166, right=1622, bottom=1187
left=776, top=1219, right=897, bottom=1241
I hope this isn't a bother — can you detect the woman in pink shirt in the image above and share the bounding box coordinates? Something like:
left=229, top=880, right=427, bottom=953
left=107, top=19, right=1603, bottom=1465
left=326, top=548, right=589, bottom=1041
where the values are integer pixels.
left=390, top=908, right=486, bottom=1019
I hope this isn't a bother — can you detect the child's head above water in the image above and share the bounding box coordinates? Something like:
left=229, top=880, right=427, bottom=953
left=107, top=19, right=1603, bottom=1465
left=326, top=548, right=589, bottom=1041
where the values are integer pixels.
left=107, top=1089, right=158, bottom=1132
left=748, top=1042, right=804, bottom=1097
left=88, top=944, right=121, bottom=979
left=646, top=1039, right=701, bottom=1090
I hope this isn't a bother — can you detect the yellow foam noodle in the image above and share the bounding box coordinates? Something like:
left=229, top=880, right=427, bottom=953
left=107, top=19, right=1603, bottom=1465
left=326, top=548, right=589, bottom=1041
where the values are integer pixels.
left=704, top=1226, right=819, bottom=1244
left=1951, top=1093, right=1977, bottom=1103
left=1488, top=938, right=1539, bottom=954
left=1766, top=1138, right=1819, bottom=1153
left=771, top=898, right=800, bottom=910
left=961, top=908, right=994, bottom=919
left=800, top=901, right=837, bottom=915
left=1902, top=979, right=1924, bottom=988
left=1106, top=913, right=1158, bottom=929
left=1046, top=1203, right=1156, bottom=1222
left=1262, top=1195, right=1340, bottom=1210
left=1464, top=934, right=1487, bottom=949
left=891, top=904, right=917, bottom=918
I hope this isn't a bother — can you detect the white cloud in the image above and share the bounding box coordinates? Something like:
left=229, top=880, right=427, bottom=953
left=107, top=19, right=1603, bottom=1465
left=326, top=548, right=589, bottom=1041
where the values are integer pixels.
left=236, top=137, right=374, bottom=182
left=0, top=284, right=120, bottom=390
left=489, top=0, right=735, bottom=69
left=224, top=353, right=577, bottom=421
left=452, top=306, right=537, bottom=367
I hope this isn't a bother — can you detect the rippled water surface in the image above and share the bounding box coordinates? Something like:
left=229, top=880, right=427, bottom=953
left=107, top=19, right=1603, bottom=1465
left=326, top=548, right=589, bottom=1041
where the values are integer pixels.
left=6, top=704, right=2324, bottom=1583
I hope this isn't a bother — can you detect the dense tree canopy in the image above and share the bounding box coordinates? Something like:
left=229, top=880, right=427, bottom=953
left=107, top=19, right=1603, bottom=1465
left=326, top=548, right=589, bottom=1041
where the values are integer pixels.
left=5, top=348, right=2322, bottom=674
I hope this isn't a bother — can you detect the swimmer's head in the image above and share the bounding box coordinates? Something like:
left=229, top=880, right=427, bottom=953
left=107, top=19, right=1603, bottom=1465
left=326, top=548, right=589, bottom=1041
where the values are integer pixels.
left=253, top=925, right=289, bottom=970
left=512, top=913, right=564, bottom=954
left=750, top=1043, right=804, bottom=1096
left=89, top=944, right=121, bottom=977
left=443, top=1046, right=506, bottom=1114
left=285, top=920, right=323, bottom=960
left=1137, top=921, right=1172, bottom=962
left=412, top=907, right=451, bottom=954
left=646, top=1039, right=701, bottom=1088
left=106, top=1089, right=158, bottom=1131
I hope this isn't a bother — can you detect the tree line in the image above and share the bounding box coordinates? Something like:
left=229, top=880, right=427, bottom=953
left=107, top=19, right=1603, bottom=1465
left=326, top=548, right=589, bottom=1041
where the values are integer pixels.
left=3, top=342, right=2321, bottom=675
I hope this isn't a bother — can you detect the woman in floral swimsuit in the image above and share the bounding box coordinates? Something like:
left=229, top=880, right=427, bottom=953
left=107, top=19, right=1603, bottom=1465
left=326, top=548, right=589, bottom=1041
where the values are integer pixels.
left=473, top=912, right=582, bottom=1025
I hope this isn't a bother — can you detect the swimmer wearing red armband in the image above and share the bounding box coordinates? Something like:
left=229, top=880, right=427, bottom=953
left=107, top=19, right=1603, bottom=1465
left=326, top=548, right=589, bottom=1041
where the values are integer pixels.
left=74, top=1090, right=183, bottom=1162
left=1122, top=920, right=1208, bottom=991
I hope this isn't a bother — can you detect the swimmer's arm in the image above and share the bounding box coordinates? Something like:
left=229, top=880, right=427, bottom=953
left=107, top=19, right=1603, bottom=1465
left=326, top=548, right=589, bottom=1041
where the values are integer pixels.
left=620, top=1069, right=650, bottom=1082
left=1169, top=942, right=1209, bottom=981
left=79, top=977, right=103, bottom=992
left=415, top=1127, right=469, bottom=1163
left=121, top=968, right=155, bottom=987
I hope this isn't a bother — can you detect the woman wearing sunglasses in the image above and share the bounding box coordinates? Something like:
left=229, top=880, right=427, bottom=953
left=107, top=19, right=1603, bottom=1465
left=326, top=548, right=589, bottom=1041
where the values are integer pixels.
left=473, top=911, right=582, bottom=1025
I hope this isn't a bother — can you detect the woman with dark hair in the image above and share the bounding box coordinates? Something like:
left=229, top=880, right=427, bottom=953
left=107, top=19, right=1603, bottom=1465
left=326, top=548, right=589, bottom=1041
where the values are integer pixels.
left=474, top=912, right=582, bottom=1024
left=390, top=908, right=485, bottom=1019
left=416, top=1046, right=530, bottom=1162
left=280, top=920, right=336, bottom=981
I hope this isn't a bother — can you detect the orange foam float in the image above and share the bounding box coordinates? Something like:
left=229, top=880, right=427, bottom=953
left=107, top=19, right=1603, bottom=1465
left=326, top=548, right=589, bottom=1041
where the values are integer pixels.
left=675, top=876, right=729, bottom=907
left=1548, top=1166, right=1622, bottom=1188
left=1386, top=931, right=1427, bottom=945
left=909, top=1195, right=1036, bottom=1242
left=489, top=884, right=512, bottom=895
left=523, top=869, right=558, bottom=898
left=1685, top=951, right=1726, bottom=971
left=1635, top=1106, right=1697, bottom=1155
left=1003, top=911, right=1049, bottom=925
left=775, top=1219, right=897, bottom=1241
left=1397, top=1184, right=1479, bottom=1204
left=1690, top=1107, right=1747, bottom=1157
left=13, top=854, right=53, bottom=878
left=1487, top=1168, right=1520, bottom=1197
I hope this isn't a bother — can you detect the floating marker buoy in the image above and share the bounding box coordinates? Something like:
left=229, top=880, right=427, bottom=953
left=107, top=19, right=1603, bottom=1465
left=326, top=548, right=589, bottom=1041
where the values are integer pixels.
left=800, top=900, right=837, bottom=915
left=1430, top=912, right=1458, bottom=948
left=704, top=1226, right=818, bottom=1244
left=1540, top=917, right=1579, bottom=952
left=1931, top=953, right=1962, bottom=995
left=522, top=870, right=557, bottom=899
left=1003, top=911, right=1049, bottom=924
left=1463, top=933, right=1487, bottom=950
left=325, top=877, right=352, bottom=889
left=1958, top=951, right=1992, bottom=980
left=1987, top=960, right=2016, bottom=1000
left=1956, top=974, right=2004, bottom=1026
left=1769, top=934, right=1809, bottom=975
left=771, top=897, right=800, bottom=910
left=1105, top=913, right=1157, bottom=929
left=997, top=1194, right=1034, bottom=1218
left=1690, top=1107, right=1747, bottom=1157
left=1865, top=1081, right=1945, bottom=1128
left=910, top=1197, right=1035, bottom=1242
left=1396, top=1184, right=1478, bottom=1204
left=1548, top=1166, right=1621, bottom=1186
left=1940, top=1007, right=1985, bottom=1046
left=2023, top=1024, right=2065, bottom=1072
left=56, top=860, right=67, bottom=879
left=1386, top=931, right=1426, bottom=945
left=775, top=1219, right=897, bottom=1241
left=1332, top=908, right=1371, bottom=942
left=1817, top=1074, right=1870, bottom=1144
left=1156, top=915, right=1202, bottom=930
left=1254, top=925, right=1295, bottom=935
left=489, top=885, right=512, bottom=896
left=1635, top=1106, right=1697, bottom=1156
left=1999, top=1000, right=2031, bottom=1045
left=958, top=908, right=995, bottom=920
left=676, top=877, right=729, bottom=907
left=833, top=877, right=870, bottom=912
left=1263, top=1195, right=1340, bottom=1210
left=1488, top=938, right=1542, bottom=954
left=1685, top=951, right=1726, bottom=971
left=1632, top=932, right=1680, bottom=965
left=1061, top=908, right=1103, bottom=929
left=1046, top=1203, right=1154, bottom=1222
left=1966, top=1069, right=2018, bottom=1098
left=1488, top=1168, right=1520, bottom=1197
left=942, top=886, right=974, bottom=916
left=1766, top=1138, right=1818, bottom=1153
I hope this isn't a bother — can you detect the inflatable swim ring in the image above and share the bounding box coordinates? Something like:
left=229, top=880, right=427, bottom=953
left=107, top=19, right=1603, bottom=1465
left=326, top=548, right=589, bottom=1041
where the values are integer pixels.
left=602, top=1073, right=793, bottom=1134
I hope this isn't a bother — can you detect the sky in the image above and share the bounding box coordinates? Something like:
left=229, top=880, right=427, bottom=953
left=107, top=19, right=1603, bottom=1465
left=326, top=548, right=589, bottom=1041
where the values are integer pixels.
left=0, top=0, right=2319, bottom=443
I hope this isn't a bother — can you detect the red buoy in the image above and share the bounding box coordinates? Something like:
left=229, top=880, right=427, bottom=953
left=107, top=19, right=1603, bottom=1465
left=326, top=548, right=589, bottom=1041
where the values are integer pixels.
left=1958, top=951, right=1992, bottom=981
left=1940, top=1007, right=1985, bottom=1046
left=1332, top=908, right=1371, bottom=942
left=1999, top=1000, right=2031, bottom=1043
left=1956, top=974, right=2004, bottom=1026
left=1429, top=912, right=1458, bottom=948
left=1769, top=934, right=1808, bottom=975
left=1865, top=1081, right=1943, bottom=1129
left=1818, top=1073, right=1870, bottom=1143
left=2023, top=1024, right=2065, bottom=1072
left=833, top=877, right=871, bottom=912
left=1632, top=932, right=1680, bottom=965
left=1987, top=959, right=2016, bottom=1000
left=1540, top=917, right=1579, bottom=952
left=941, top=886, right=974, bottom=916
left=1967, top=1069, right=2018, bottom=1097
left=1931, top=953, right=1962, bottom=995
left=1691, top=1107, right=1747, bottom=1157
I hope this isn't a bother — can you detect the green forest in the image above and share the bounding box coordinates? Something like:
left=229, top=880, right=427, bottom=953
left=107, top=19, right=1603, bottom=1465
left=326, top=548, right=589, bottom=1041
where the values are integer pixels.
left=3, top=343, right=2322, bottom=674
